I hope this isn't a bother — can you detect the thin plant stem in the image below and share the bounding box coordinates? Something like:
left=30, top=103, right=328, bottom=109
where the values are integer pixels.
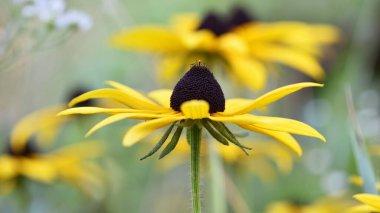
left=189, top=124, right=202, bottom=213
left=207, top=141, right=227, bottom=213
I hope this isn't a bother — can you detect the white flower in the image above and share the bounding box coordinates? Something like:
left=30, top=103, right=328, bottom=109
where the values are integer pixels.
left=55, top=10, right=93, bottom=31
left=21, top=0, right=66, bottom=22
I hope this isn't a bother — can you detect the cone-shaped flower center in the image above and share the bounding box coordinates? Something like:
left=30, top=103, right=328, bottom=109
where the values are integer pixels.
left=67, top=87, right=94, bottom=107
left=170, top=64, right=225, bottom=113
left=6, top=139, right=39, bottom=157
left=197, top=12, right=229, bottom=36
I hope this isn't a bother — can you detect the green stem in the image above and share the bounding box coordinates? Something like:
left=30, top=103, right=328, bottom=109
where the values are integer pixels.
left=208, top=141, right=227, bottom=213
left=189, top=124, right=202, bottom=213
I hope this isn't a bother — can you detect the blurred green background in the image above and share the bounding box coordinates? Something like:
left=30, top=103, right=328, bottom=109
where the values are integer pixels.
left=1, top=0, right=380, bottom=212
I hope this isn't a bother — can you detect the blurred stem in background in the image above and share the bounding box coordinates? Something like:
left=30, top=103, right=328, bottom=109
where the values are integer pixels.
left=345, top=86, right=377, bottom=194
left=207, top=140, right=227, bottom=213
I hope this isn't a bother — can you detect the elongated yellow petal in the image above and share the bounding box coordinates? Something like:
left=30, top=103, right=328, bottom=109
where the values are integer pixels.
left=105, top=81, right=161, bottom=107
left=157, top=55, right=186, bottom=84
left=347, top=204, right=379, bottom=213
left=171, top=13, right=199, bottom=32
left=11, top=106, right=69, bottom=153
left=222, top=82, right=323, bottom=115
left=354, top=194, right=380, bottom=209
left=52, top=141, right=103, bottom=159
left=86, top=112, right=175, bottom=136
left=225, top=53, right=267, bottom=92
left=123, top=115, right=184, bottom=146
left=57, top=107, right=155, bottom=116
left=211, top=114, right=325, bottom=142
left=68, top=88, right=162, bottom=110
left=0, top=156, right=18, bottom=180
left=240, top=124, right=302, bottom=155
left=19, top=158, right=58, bottom=183
left=148, top=89, right=173, bottom=108
left=180, top=100, right=210, bottom=119
left=251, top=43, right=325, bottom=80
left=110, top=26, right=184, bottom=53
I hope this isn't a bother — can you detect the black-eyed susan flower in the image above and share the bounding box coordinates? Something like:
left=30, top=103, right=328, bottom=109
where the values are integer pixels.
left=0, top=107, right=104, bottom=199
left=349, top=194, right=380, bottom=213
left=59, top=64, right=325, bottom=212
left=110, top=8, right=339, bottom=91
left=265, top=197, right=353, bottom=213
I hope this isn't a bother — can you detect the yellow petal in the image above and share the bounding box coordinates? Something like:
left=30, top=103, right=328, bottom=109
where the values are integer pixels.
left=68, top=88, right=163, bottom=111
left=240, top=124, right=302, bottom=155
left=225, top=54, right=267, bottom=92
left=180, top=100, right=210, bottom=119
left=52, top=141, right=103, bottom=159
left=19, top=158, right=58, bottom=183
left=251, top=43, right=325, bottom=80
left=86, top=112, right=175, bottom=136
left=0, top=156, right=18, bottom=180
left=57, top=107, right=153, bottom=116
left=171, top=13, right=200, bottom=32
left=11, top=105, right=69, bottom=153
left=354, top=194, right=380, bottom=209
left=157, top=55, right=186, bottom=85
left=110, top=26, right=184, bottom=53
left=106, top=81, right=161, bottom=107
left=222, top=82, right=323, bottom=115
left=347, top=205, right=380, bottom=213
left=212, top=114, right=325, bottom=142
left=123, top=115, right=184, bottom=146
left=148, top=89, right=173, bottom=108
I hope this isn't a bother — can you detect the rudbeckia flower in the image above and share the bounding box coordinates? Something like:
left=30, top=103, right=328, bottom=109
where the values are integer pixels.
left=349, top=194, right=380, bottom=213
left=265, top=197, right=353, bottom=213
left=0, top=107, right=104, bottom=199
left=59, top=64, right=325, bottom=157
left=111, top=7, right=339, bottom=91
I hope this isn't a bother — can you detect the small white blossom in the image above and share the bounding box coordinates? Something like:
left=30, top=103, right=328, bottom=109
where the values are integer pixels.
left=21, top=0, right=66, bottom=22
left=55, top=10, right=93, bottom=31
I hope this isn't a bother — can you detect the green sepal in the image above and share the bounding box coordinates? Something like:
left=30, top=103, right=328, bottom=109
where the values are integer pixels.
left=209, top=120, right=251, bottom=155
left=159, top=126, right=183, bottom=159
left=140, top=122, right=176, bottom=160
left=202, top=119, right=229, bottom=146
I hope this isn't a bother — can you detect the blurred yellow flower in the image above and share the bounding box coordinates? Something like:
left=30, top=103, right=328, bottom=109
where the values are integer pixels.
left=59, top=64, right=325, bottom=158
left=265, top=197, right=353, bottom=213
left=350, top=176, right=380, bottom=191
left=349, top=194, right=380, bottom=213
left=153, top=138, right=296, bottom=181
left=0, top=106, right=104, bottom=199
left=110, top=8, right=339, bottom=91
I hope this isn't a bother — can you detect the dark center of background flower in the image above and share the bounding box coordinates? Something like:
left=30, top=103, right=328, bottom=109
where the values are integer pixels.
left=170, top=64, right=225, bottom=113
left=197, top=7, right=254, bottom=36
left=66, top=87, right=94, bottom=107
left=228, top=6, right=255, bottom=29
left=197, top=12, right=229, bottom=36
left=5, top=139, right=39, bottom=157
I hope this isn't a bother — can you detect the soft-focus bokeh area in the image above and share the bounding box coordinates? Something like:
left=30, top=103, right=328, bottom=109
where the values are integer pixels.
left=1, top=0, right=380, bottom=212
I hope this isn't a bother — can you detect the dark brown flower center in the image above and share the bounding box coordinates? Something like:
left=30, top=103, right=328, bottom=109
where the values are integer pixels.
left=5, top=139, right=39, bottom=157
left=170, top=64, right=225, bottom=113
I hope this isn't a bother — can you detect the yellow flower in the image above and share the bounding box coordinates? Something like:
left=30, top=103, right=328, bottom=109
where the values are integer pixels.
left=350, top=176, right=380, bottom=191
left=110, top=9, right=339, bottom=91
left=0, top=106, right=104, bottom=199
left=349, top=194, right=380, bottom=213
left=152, top=138, right=296, bottom=182
left=59, top=64, right=325, bottom=158
left=265, top=197, right=353, bottom=213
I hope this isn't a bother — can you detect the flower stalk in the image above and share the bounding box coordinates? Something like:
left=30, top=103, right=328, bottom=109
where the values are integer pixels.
left=189, top=124, right=202, bottom=213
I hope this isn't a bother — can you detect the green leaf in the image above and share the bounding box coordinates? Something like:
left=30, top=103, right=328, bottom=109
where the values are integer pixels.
left=140, top=122, right=176, bottom=160
left=159, top=126, right=183, bottom=159
left=209, top=121, right=251, bottom=155
left=202, top=119, right=229, bottom=146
